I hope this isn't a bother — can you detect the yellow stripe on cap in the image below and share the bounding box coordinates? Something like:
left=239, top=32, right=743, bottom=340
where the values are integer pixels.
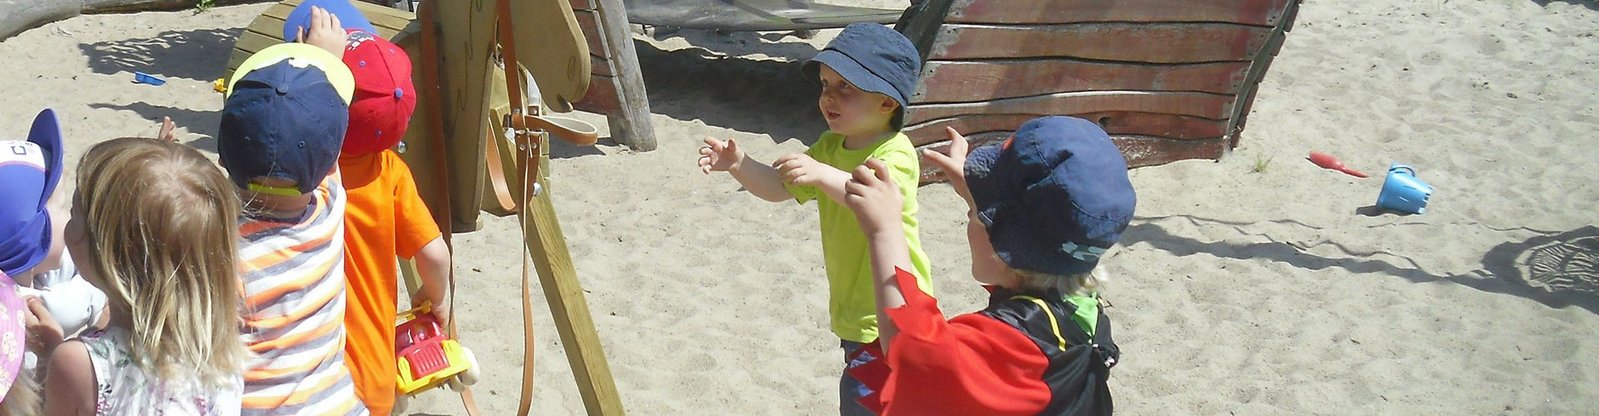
left=228, top=43, right=355, bottom=104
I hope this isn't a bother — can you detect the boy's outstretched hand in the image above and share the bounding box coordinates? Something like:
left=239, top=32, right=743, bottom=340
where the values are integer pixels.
left=298, top=6, right=347, bottom=59
left=699, top=137, right=744, bottom=174
left=843, top=159, right=903, bottom=236
left=922, top=126, right=973, bottom=203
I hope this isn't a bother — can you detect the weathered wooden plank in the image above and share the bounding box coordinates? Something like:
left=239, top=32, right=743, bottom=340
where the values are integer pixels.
left=906, top=91, right=1234, bottom=126
left=917, top=135, right=1229, bottom=184
left=569, top=0, right=597, bottom=11
left=590, top=53, right=613, bottom=77
left=946, top=0, right=1292, bottom=27
left=575, top=9, right=608, bottom=60
left=592, top=0, right=657, bottom=151
left=913, top=60, right=1249, bottom=102
left=573, top=74, right=621, bottom=115
left=903, top=112, right=1229, bottom=145
left=928, top=23, right=1270, bottom=63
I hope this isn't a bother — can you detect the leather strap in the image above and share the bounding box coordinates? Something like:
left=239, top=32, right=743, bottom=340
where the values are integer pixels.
left=494, top=0, right=542, bottom=414
left=483, top=124, right=519, bottom=213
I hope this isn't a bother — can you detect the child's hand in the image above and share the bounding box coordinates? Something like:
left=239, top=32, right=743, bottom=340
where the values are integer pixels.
left=157, top=116, right=178, bottom=142
left=774, top=153, right=833, bottom=187
left=922, top=126, right=974, bottom=203
left=298, top=6, right=347, bottom=59
left=22, top=296, right=64, bottom=355
left=698, top=137, right=744, bottom=174
left=415, top=296, right=451, bottom=330
left=843, top=159, right=904, bottom=236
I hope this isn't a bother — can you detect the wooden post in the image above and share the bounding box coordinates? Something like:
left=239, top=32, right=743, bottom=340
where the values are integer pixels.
left=433, top=0, right=497, bottom=232
left=521, top=141, right=627, bottom=415
left=591, top=0, right=655, bottom=151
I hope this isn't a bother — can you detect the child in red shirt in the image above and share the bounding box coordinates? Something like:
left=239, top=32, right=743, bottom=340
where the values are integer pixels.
left=841, top=116, right=1133, bottom=415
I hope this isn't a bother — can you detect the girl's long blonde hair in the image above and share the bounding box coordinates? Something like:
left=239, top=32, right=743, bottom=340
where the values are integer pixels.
left=73, top=138, right=245, bottom=390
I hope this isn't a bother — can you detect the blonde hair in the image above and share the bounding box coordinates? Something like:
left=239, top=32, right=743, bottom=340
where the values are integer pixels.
left=1014, top=268, right=1105, bottom=297
left=73, top=138, right=245, bottom=390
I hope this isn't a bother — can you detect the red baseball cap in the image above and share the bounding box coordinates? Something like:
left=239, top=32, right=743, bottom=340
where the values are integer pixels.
left=342, top=30, right=416, bottom=155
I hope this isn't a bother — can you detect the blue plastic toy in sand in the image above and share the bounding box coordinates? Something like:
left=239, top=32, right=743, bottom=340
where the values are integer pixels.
left=1376, top=164, right=1433, bottom=214
left=133, top=72, right=166, bottom=86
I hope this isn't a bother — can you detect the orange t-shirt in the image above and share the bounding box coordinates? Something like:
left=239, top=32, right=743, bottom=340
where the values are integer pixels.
left=338, top=150, right=442, bottom=414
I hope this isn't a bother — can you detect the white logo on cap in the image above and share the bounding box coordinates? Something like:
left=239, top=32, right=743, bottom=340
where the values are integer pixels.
left=0, top=141, right=45, bottom=170
left=1061, top=241, right=1105, bottom=261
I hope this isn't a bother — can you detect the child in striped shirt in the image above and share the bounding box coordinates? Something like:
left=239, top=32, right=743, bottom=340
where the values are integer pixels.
left=216, top=38, right=369, bottom=415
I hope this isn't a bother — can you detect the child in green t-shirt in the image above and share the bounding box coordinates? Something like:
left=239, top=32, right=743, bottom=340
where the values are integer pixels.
left=696, top=23, right=933, bottom=415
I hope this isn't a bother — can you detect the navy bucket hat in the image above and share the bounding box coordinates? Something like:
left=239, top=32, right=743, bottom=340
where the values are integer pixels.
left=964, top=116, right=1136, bottom=276
left=804, top=23, right=921, bottom=129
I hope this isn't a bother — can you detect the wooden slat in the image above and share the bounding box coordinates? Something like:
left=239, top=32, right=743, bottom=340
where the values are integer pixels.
left=916, top=135, right=1229, bottom=184
left=903, top=112, right=1228, bottom=145
left=573, top=74, right=621, bottom=115
left=913, top=60, right=1249, bottom=102
left=905, top=91, right=1234, bottom=126
left=227, top=0, right=417, bottom=75
left=947, top=0, right=1292, bottom=27
left=590, top=53, right=613, bottom=77
left=928, top=23, right=1270, bottom=63
left=575, top=10, right=608, bottom=60
left=569, top=0, right=597, bottom=11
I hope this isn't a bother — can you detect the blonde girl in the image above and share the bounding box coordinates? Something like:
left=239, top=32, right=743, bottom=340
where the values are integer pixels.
left=40, top=138, right=246, bottom=415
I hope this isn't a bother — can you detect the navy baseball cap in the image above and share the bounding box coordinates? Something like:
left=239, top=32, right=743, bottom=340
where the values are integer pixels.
left=0, top=109, right=64, bottom=277
left=282, top=0, right=377, bottom=41
left=965, top=116, right=1136, bottom=275
left=219, top=44, right=353, bottom=195
left=804, top=23, right=921, bottom=129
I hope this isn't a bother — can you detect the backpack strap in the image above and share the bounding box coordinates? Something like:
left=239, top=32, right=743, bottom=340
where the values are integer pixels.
left=1010, top=295, right=1069, bottom=351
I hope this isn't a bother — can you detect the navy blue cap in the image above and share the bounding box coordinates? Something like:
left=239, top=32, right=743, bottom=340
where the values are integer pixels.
left=282, top=0, right=377, bottom=41
left=965, top=116, right=1136, bottom=275
left=804, top=23, right=921, bottom=129
left=218, top=60, right=349, bottom=195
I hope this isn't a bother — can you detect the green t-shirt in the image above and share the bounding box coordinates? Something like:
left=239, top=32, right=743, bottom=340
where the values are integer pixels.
left=786, top=131, right=935, bottom=343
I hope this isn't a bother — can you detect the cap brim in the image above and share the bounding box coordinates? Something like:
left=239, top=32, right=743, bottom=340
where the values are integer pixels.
left=805, top=49, right=907, bottom=109
left=28, top=109, right=63, bottom=207
left=230, top=43, right=356, bottom=104
left=282, top=0, right=377, bottom=41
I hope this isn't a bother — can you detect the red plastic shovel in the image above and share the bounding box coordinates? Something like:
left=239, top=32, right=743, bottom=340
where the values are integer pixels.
left=1307, top=151, right=1368, bottom=178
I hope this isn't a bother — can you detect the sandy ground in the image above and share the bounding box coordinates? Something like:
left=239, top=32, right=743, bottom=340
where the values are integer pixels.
left=2, top=0, right=1596, bottom=414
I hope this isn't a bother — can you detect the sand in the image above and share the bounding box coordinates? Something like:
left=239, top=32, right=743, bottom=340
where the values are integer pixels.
left=2, top=0, right=1596, bottom=414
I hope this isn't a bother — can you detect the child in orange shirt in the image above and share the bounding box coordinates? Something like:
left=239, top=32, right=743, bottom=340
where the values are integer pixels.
left=285, top=1, right=451, bottom=413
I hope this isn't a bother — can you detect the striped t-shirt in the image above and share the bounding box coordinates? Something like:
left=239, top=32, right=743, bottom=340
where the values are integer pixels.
left=237, top=172, right=367, bottom=415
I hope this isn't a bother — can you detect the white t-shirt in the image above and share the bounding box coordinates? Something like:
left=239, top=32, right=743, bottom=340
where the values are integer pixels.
left=18, top=254, right=108, bottom=369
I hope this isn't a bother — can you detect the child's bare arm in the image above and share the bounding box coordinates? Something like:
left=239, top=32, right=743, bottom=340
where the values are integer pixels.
left=410, top=237, right=452, bottom=327
left=699, top=137, right=792, bottom=202
left=775, top=153, right=851, bottom=203
left=42, top=340, right=95, bottom=415
left=842, top=159, right=913, bottom=352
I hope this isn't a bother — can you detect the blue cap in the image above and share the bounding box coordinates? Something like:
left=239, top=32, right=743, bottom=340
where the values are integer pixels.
left=282, top=0, right=377, bottom=41
left=804, top=23, right=921, bottom=129
left=965, top=116, right=1136, bottom=275
left=218, top=59, right=349, bottom=195
left=0, top=109, right=64, bottom=277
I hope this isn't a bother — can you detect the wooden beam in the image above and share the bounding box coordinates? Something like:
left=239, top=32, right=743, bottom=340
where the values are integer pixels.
left=914, top=59, right=1250, bottom=102
left=521, top=144, right=626, bottom=416
left=927, top=23, right=1270, bottom=63
left=906, top=91, right=1235, bottom=126
left=903, top=112, right=1228, bottom=145
left=591, top=0, right=656, bottom=151
left=946, top=0, right=1292, bottom=27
